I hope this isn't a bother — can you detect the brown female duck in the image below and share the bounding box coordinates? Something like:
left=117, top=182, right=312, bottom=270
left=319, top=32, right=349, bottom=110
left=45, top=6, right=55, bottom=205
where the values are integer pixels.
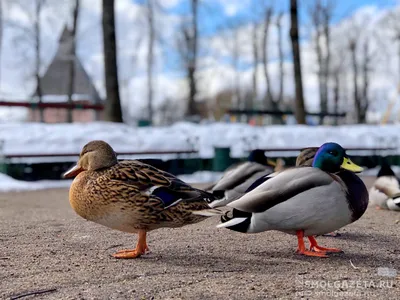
left=63, top=140, right=221, bottom=259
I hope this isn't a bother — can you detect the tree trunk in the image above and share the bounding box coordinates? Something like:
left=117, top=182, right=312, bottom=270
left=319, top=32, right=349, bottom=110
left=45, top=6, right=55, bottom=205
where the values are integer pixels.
left=311, top=0, right=324, bottom=124
left=232, top=28, right=241, bottom=108
left=251, top=22, right=258, bottom=109
left=102, top=0, right=123, bottom=122
left=290, top=0, right=306, bottom=124
left=35, top=0, right=44, bottom=122
left=185, top=0, right=199, bottom=117
left=350, top=41, right=360, bottom=124
left=277, top=12, right=284, bottom=105
left=333, top=70, right=339, bottom=125
left=262, top=8, right=274, bottom=109
left=67, top=0, right=80, bottom=123
left=361, top=40, right=369, bottom=123
left=146, top=0, right=154, bottom=123
left=322, top=4, right=331, bottom=124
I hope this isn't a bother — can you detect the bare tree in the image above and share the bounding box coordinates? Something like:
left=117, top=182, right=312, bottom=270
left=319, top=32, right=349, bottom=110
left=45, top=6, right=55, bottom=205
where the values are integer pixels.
left=359, top=38, right=375, bottom=124
left=330, top=44, right=345, bottom=125
left=276, top=12, right=284, bottom=105
left=102, top=0, right=123, bottom=122
left=232, top=26, right=241, bottom=108
left=384, top=11, right=400, bottom=83
left=322, top=2, right=332, bottom=119
left=290, top=0, right=306, bottom=124
left=309, top=0, right=334, bottom=124
left=66, top=0, right=79, bottom=123
left=261, top=7, right=274, bottom=109
left=178, top=0, right=199, bottom=117
left=346, top=17, right=375, bottom=124
left=146, top=0, right=155, bottom=123
left=33, top=0, right=44, bottom=122
left=7, top=0, right=52, bottom=122
left=251, top=21, right=259, bottom=109
left=349, top=39, right=360, bottom=123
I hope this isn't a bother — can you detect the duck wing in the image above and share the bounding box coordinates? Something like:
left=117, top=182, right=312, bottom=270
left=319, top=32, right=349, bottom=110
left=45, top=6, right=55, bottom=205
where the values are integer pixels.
left=212, top=162, right=273, bottom=192
left=107, top=160, right=219, bottom=209
left=227, top=167, right=338, bottom=213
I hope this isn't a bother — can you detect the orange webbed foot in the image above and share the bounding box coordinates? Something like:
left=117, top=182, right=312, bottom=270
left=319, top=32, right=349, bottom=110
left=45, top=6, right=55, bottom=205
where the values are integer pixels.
left=296, top=248, right=329, bottom=258
left=112, top=230, right=149, bottom=259
left=308, top=236, right=343, bottom=253
left=296, top=230, right=329, bottom=258
left=112, top=249, right=143, bottom=259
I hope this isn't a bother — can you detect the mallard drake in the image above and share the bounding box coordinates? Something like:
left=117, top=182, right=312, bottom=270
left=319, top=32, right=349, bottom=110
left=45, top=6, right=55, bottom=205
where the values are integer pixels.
left=215, top=142, right=368, bottom=258
left=207, top=149, right=276, bottom=207
left=209, top=147, right=319, bottom=208
left=63, top=140, right=222, bottom=259
left=369, top=160, right=400, bottom=211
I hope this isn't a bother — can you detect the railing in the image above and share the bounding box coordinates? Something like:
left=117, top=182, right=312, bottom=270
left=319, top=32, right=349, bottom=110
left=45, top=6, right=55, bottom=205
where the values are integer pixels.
left=0, top=101, right=104, bottom=110
left=259, top=147, right=398, bottom=152
left=3, top=150, right=198, bottom=159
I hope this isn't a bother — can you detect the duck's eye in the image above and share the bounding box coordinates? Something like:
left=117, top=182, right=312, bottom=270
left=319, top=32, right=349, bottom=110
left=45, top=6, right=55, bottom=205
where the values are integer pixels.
left=328, top=150, right=338, bottom=156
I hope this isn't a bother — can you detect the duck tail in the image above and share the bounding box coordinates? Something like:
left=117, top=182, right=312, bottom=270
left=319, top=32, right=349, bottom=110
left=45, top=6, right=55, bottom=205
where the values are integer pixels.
left=164, top=189, right=223, bottom=211
left=386, top=193, right=400, bottom=211
left=192, top=208, right=224, bottom=217
left=188, top=189, right=226, bottom=217
left=216, top=209, right=251, bottom=233
left=206, top=190, right=231, bottom=208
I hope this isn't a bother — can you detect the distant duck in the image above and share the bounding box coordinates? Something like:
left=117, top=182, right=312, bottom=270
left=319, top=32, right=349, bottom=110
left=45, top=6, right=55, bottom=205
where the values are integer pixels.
left=208, top=149, right=276, bottom=207
left=369, top=160, right=400, bottom=211
left=213, top=142, right=368, bottom=258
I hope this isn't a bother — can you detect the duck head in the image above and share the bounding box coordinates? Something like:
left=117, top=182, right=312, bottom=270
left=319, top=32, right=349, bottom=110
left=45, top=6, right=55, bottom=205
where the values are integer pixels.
left=248, top=149, right=276, bottom=167
left=377, top=158, right=396, bottom=177
left=312, top=142, right=363, bottom=173
left=62, top=140, right=118, bottom=178
left=296, top=147, right=319, bottom=166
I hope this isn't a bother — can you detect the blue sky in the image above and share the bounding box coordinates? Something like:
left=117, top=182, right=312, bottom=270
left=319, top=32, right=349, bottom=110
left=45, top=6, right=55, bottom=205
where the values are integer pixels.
left=131, top=0, right=398, bottom=40
left=127, top=0, right=400, bottom=79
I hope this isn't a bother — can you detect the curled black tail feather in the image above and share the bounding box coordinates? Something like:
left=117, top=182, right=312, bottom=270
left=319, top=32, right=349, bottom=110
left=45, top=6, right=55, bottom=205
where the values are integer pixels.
left=162, top=187, right=225, bottom=210
left=220, top=209, right=251, bottom=233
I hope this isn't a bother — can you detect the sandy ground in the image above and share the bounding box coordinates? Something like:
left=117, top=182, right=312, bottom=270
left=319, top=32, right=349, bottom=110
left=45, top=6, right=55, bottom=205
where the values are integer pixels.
left=1, top=176, right=400, bottom=300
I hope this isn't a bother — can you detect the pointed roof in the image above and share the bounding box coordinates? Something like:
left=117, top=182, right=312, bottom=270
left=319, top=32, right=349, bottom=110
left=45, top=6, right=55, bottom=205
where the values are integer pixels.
left=34, top=26, right=102, bottom=103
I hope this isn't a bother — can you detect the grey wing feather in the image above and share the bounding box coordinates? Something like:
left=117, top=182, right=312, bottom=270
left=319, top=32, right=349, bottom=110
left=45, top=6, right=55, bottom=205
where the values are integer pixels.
left=227, top=167, right=335, bottom=213
left=212, top=162, right=273, bottom=192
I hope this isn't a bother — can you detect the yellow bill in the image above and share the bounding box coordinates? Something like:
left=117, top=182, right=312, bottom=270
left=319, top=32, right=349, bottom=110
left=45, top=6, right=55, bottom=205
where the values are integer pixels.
left=341, top=157, right=363, bottom=173
left=266, top=159, right=277, bottom=167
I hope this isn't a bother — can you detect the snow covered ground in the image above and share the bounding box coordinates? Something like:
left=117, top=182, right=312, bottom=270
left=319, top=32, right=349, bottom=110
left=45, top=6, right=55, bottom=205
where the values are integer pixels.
left=0, top=121, right=399, bottom=162
left=1, top=166, right=398, bottom=193
left=0, top=173, right=72, bottom=192
left=0, top=171, right=222, bottom=193
left=1, top=121, right=400, bottom=192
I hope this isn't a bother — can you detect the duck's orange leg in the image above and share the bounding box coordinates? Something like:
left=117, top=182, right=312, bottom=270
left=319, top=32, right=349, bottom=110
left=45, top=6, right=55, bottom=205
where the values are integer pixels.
left=296, top=230, right=328, bottom=258
left=308, top=236, right=343, bottom=253
left=112, top=230, right=149, bottom=259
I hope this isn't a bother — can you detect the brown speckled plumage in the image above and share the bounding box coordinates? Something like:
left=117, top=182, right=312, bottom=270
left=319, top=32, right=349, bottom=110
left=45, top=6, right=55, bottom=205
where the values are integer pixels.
left=64, top=140, right=221, bottom=258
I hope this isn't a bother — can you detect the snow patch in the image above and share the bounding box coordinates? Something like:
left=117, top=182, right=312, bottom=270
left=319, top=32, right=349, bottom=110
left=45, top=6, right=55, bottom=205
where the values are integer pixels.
left=0, top=173, right=72, bottom=192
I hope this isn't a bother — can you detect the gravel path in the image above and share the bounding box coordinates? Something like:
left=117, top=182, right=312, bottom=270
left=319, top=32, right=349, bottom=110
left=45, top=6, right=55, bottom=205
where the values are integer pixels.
left=1, top=177, right=399, bottom=299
